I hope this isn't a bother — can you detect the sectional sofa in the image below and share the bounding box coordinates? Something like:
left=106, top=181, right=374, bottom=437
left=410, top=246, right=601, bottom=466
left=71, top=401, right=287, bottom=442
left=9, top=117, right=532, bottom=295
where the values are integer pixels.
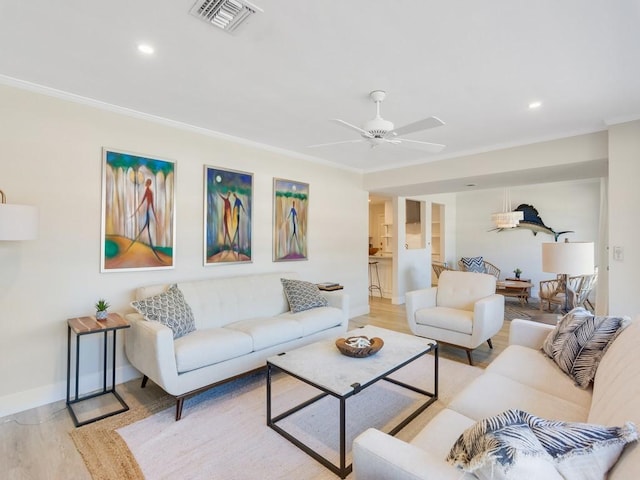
left=353, top=315, right=639, bottom=479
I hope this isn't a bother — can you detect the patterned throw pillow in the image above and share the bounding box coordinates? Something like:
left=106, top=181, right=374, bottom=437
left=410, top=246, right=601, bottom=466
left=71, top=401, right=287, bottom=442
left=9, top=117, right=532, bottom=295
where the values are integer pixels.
left=543, top=307, right=630, bottom=388
left=461, top=256, right=485, bottom=273
left=447, top=409, right=638, bottom=480
left=281, top=278, right=328, bottom=313
left=131, top=284, right=196, bottom=339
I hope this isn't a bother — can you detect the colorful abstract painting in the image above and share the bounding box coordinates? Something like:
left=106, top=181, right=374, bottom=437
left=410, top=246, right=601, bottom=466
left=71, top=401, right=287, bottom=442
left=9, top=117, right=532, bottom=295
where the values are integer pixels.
left=273, top=178, right=308, bottom=261
left=204, top=166, right=253, bottom=265
left=101, top=148, right=175, bottom=272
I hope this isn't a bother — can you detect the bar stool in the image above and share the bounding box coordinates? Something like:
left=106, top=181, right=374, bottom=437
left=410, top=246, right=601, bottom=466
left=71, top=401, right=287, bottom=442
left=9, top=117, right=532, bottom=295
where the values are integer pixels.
left=368, top=261, right=382, bottom=297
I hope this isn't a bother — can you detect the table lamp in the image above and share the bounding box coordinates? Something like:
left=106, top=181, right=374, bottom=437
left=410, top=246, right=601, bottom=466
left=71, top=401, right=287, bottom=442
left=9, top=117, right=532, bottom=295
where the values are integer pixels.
left=541, top=240, right=594, bottom=313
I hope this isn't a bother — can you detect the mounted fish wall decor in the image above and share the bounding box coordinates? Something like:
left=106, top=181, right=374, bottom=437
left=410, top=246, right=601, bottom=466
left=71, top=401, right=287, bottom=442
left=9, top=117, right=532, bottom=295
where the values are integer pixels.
left=490, top=204, right=573, bottom=242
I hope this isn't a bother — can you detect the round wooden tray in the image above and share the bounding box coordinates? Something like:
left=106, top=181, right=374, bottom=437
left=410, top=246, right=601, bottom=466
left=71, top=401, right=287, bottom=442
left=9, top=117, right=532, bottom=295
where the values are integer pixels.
left=335, top=336, right=384, bottom=358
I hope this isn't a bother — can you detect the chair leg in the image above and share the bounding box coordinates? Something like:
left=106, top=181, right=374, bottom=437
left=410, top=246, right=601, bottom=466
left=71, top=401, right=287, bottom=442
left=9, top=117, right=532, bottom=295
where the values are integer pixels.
left=487, top=338, right=493, bottom=349
left=141, top=375, right=149, bottom=388
left=465, top=349, right=474, bottom=366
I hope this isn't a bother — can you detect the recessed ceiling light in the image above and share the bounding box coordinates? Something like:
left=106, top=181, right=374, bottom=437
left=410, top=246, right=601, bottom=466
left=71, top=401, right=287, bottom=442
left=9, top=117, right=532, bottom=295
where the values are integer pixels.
left=465, top=183, right=477, bottom=187
left=137, top=44, right=155, bottom=55
left=528, top=101, right=542, bottom=109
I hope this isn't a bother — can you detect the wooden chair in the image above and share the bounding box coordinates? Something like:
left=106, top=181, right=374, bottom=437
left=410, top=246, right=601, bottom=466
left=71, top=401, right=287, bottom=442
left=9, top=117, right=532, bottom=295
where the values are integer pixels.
left=457, top=259, right=501, bottom=280
left=431, top=262, right=451, bottom=279
left=539, top=272, right=597, bottom=312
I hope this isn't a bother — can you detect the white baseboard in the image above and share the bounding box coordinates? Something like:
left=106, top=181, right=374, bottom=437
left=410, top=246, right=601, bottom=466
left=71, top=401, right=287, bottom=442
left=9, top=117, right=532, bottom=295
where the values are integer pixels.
left=0, top=364, right=141, bottom=418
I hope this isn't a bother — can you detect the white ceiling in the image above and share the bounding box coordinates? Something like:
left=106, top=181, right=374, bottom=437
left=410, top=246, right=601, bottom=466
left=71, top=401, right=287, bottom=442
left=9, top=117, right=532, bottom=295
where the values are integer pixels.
left=1, top=1, right=639, bottom=178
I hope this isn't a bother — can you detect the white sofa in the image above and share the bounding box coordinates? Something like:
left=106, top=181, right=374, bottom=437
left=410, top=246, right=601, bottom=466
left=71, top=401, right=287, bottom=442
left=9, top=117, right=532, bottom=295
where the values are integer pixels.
left=406, top=270, right=504, bottom=365
left=353, top=316, right=640, bottom=479
left=124, top=272, right=348, bottom=420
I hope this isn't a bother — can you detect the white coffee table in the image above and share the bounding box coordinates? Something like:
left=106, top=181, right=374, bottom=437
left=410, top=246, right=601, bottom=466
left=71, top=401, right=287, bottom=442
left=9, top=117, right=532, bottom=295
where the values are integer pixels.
left=266, top=325, right=438, bottom=478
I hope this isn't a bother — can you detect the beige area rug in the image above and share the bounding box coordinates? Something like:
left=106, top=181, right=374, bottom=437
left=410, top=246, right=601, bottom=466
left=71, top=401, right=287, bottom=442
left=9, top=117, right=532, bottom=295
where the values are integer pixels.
left=72, top=355, right=482, bottom=479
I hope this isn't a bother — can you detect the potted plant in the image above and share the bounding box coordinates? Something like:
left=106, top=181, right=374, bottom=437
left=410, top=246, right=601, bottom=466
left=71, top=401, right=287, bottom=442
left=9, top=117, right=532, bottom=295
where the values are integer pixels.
left=513, top=268, right=522, bottom=280
left=95, top=299, right=110, bottom=320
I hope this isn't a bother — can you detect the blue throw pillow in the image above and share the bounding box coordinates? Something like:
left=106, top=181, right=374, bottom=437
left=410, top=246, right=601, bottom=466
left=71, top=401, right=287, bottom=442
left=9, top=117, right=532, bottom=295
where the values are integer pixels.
left=461, top=256, right=485, bottom=273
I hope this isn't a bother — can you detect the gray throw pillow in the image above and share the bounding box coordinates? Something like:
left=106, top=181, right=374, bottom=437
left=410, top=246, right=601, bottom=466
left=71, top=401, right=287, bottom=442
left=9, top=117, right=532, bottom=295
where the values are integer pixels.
left=281, top=278, right=328, bottom=313
left=542, top=307, right=630, bottom=388
left=447, top=409, right=637, bottom=480
left=131, top=284, right=196, bottom=339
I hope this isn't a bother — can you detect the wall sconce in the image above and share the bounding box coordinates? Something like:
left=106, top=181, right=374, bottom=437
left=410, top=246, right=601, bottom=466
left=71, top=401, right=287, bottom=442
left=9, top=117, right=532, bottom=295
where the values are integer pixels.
left=0, top=189, right=38, bottom=240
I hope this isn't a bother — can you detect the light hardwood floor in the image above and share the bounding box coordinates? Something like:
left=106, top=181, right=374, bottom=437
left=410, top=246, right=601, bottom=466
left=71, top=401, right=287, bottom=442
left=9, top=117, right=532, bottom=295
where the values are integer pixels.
left=0, top=298, right=511, bottom=479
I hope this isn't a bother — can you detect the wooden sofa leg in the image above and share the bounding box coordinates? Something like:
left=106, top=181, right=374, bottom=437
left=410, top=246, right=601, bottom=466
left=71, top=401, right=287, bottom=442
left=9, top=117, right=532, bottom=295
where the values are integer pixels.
left=141, top=375, right=149, bottom=388
left=487, top=339, right=493, bottom=349
left=175, top=397, right=184, bottom=421
left=465, top=350, right=474, bottom=366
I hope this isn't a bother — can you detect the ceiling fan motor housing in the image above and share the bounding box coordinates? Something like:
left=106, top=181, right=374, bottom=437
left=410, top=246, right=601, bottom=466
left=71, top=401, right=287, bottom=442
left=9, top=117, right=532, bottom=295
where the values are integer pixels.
left=363, top=117, right=394, bottom=138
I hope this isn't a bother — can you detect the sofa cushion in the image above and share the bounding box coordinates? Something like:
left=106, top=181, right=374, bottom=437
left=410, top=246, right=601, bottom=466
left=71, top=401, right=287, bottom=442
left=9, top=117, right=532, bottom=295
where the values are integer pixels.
left=131, top=284, right=196, bottom=339
left=543, top=308, right=630, bottom=388
left=283, top=306, right=343, bottom=336
left=461, top=256, right=485, bottom=273
left=487, top=345, right=592, bottom=409
left=280, top=278, right=328, bottom=313
left=177, top=272, right=296, bottom=329
left=447, top=409, right=637, bottom=480
left=173, top=328, right=253, bottom=373
left=224, top=317, right=303, bottom=351
left=448, top=372, right=590, bottom=423
left=411, top=408, right=476, bottom=461
left=414, top=307, right=473, bottom=334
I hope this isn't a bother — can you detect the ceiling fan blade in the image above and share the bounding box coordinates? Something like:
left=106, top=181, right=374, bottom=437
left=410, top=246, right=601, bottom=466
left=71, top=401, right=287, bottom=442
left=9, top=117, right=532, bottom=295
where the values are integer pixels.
left=388, top=116, right=445, bottom=137
left=331, top=119, right=373, bottom=138
left=307, top=139, right=365, bottom=148
left=393, top=138, right=446, bottom=153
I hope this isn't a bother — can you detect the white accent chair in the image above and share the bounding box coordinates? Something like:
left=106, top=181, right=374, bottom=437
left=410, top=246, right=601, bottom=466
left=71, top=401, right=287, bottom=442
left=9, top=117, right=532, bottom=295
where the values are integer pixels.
left=406, top=270, right=504, bottom=365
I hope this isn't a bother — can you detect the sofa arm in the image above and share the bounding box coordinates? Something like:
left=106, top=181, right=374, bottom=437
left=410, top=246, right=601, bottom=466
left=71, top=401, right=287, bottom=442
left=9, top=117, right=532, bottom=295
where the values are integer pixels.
left=508, top=318, right=555, bottom=349
left=353, top=428, right=461, bottom=480
left=405, top=288, right=437, bottom=334
left=470, top=293, right=505, bottom=347
left=124, top=313, right=179, bottom=393
left=321, top=291, right=349, bottom=324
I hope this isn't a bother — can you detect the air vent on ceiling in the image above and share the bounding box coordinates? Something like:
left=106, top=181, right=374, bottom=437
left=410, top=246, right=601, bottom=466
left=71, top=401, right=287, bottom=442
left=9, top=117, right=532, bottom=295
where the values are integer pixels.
left=190, top=0, right=262, bottom=33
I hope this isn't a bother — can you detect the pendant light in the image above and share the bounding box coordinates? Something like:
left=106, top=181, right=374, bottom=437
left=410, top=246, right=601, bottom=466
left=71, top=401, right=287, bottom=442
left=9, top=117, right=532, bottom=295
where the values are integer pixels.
left=491, top=188, right=523, bottom=229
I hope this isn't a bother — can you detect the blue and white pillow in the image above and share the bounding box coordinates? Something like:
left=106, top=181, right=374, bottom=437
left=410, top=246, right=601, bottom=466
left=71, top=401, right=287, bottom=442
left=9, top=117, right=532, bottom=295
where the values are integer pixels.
left=281, top=278, right=328, bottom=313
left=447, top=409, right=637, bottom=480
left=543, top=307, right=630, bottom=388
left=131, top=284, right=196, bottom=339
left=461, top=256, right=485, bottom=273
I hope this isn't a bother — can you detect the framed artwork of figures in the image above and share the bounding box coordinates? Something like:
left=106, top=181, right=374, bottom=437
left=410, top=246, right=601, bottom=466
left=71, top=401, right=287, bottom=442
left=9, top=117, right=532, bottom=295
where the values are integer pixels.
left=101, top=148, right=176, bottom=272
left=273, top=178, right=308, bottom=261
left=204, top=166, right=253, bottom=265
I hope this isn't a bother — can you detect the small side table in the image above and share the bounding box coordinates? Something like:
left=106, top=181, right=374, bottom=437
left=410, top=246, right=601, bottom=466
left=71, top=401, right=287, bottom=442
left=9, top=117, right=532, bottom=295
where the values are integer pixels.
left=66, top=313, right=130, bottom=427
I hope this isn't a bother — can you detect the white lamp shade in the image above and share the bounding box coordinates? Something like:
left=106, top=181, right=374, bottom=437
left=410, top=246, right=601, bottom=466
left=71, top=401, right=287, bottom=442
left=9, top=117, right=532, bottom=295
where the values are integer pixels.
left=0, top=203, right=39, bottom=240
left=542, top=242, right=594, bottom=275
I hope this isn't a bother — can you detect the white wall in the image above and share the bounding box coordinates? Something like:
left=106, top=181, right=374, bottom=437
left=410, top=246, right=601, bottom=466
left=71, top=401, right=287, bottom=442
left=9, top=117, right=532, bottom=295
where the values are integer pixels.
left=456, top=180, right=601, bottom=297
left=608, top=120, right=640, bottom=316
left=0, top=84, right=369, bottom=416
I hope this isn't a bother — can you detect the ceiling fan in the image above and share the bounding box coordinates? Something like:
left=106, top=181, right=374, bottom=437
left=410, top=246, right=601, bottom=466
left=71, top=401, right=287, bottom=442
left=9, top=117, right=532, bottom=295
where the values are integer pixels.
left=309, top=90, right=446, bottom=153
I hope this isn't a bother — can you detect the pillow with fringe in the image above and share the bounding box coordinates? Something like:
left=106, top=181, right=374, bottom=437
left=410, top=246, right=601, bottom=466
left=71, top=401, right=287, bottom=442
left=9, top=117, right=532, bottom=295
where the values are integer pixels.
left=447, top=409, right=637, bottom=480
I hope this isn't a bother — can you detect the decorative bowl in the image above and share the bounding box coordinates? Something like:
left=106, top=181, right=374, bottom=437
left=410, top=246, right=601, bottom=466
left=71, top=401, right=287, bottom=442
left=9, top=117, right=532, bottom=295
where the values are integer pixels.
left=369, top=247, right=379, bottom=255
left=335, top=336, right=384, bottom=358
